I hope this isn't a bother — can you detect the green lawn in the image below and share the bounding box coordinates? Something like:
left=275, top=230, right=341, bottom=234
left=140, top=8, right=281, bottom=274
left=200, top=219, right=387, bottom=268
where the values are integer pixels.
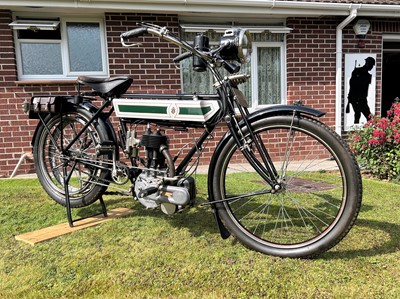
left=0, top=176, right=399, bottom=298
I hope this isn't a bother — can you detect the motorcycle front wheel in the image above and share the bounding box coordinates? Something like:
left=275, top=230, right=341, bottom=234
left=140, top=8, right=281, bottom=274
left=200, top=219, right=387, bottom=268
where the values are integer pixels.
left=33, top=108, right=111, bottom=208
left=212, top=115, right=362, bottom=258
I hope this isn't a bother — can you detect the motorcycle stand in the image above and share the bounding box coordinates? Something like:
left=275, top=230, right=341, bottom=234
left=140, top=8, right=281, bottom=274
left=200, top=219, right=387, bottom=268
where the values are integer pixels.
left=63, top=162, right=108, bottom=228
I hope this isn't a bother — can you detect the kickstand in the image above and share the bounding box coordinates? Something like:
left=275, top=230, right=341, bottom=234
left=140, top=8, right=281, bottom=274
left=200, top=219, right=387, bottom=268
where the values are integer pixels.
left=99, top=196, right=108, bottom=218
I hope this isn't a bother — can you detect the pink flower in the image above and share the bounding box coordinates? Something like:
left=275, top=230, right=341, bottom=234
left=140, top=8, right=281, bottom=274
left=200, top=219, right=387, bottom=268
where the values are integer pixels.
left=368, top=139, right=380, bottom=146
left=372, top=129, right=385, bottom=139
left=393, top=105, right=400, bottom=116
left=377, top=118, right=388, bottom=130
left=394, top=133, right=400, bottom=144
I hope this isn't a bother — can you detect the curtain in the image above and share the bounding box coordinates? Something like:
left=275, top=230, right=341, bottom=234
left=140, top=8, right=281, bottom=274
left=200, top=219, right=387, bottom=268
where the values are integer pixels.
left=257, top=47, right=281, bottom=105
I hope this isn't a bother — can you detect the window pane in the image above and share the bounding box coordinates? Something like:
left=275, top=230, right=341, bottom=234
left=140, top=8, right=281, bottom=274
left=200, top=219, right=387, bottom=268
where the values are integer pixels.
left=258, top=47, right=281, bottom=105
left=181, top=59, right=216, bottom=94
left=18, top=28, right=61, bottom=40
left=67, top=22, right=103, bottom=72
left=238, top=62, right=252, bottom=107
left=20, top=42, right=63, bottom=75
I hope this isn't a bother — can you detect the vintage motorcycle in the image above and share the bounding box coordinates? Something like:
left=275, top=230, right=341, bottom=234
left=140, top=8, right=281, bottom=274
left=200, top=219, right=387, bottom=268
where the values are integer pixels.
left=26, top=22, right=362, bottom=258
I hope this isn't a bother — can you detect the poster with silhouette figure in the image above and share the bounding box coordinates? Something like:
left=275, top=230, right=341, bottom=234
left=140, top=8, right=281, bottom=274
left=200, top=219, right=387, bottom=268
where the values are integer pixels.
left=344, top=53, right=376, bottom=131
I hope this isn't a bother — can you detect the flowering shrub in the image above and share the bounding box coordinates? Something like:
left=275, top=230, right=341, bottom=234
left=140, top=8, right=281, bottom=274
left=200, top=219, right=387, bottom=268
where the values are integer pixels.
left=350, top=100, right=400, bottom=180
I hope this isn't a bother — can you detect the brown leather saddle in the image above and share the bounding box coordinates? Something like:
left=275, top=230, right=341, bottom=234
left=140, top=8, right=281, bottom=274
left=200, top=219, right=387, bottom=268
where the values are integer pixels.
left=77, top=76, right=133, bottom=98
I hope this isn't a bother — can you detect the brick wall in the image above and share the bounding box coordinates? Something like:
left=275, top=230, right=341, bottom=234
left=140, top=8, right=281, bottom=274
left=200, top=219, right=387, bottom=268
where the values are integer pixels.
left=1, top=10, right=400, bottom=177
left=0, top=10, right=35, bottom=177
left=105, top=13, right=181, bottom=92
left=0, top=11, right=224, bottom=177
left=286, top=18, right=338, bottom=128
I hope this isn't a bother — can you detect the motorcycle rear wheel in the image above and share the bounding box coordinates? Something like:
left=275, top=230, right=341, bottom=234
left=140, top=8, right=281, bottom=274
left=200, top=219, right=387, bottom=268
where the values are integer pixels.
left=33, top=108, right=111, bottom=208
left=212, top=115, right=362, bottom=258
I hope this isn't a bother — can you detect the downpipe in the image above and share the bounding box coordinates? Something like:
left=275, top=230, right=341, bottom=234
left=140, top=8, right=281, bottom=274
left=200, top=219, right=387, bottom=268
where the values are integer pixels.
left=335, top=7, right=359, bottom=134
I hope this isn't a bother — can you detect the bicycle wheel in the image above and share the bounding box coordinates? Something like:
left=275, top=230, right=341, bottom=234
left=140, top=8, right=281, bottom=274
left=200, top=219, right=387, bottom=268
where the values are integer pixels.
left=33, top=108, right=111, bottom=208
left=212, top=115, right=362, bottom=258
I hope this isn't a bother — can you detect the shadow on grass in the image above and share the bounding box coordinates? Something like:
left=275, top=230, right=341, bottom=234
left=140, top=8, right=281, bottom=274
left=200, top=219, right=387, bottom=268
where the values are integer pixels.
left=74, top=195, right=220, bottom=237
left=321, top=218, right=400, bottom=260
left=74, top=194, right=400, bottom=260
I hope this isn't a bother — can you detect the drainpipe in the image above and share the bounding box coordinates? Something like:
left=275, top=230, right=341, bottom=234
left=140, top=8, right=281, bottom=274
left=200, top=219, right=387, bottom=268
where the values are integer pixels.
left=335, top=7, right=358, bottom=135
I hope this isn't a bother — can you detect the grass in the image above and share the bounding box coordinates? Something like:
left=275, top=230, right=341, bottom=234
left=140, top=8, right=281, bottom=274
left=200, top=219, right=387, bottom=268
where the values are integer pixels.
left=0, top=176, right=399, bottom=298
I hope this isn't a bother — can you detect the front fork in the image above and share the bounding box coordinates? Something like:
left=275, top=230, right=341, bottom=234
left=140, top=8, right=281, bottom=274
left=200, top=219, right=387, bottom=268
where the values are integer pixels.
left=225, top=107, right=283, bottom=193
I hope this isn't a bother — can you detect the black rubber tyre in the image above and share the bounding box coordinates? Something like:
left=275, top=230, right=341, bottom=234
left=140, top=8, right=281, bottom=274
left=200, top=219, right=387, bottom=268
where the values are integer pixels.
left=33, top=108, right=111, bottom=208
left=212, top=115, right=362, bottom=258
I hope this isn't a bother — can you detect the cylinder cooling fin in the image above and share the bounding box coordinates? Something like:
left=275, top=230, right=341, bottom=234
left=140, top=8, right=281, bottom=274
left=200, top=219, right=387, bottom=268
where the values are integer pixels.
left=140, top=130, right=167, bottom=149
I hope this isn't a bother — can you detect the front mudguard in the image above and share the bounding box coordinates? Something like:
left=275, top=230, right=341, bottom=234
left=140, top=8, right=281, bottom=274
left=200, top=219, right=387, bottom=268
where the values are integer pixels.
left=207, top=104, right=325, bottom=239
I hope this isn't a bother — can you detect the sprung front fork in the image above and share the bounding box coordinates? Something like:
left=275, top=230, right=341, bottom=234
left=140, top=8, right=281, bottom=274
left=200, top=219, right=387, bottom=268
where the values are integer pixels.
left=226, top=112, right=283, bottom=193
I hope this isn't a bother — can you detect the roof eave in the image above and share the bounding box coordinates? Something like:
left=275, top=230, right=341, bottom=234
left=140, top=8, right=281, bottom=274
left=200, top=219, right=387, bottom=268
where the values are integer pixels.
left=1, top=1, right=400, bottom=18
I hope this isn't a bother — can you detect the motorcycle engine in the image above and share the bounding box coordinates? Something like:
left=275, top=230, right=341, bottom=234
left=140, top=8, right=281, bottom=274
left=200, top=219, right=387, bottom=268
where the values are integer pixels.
left=133, top=127, right=196, bottom=214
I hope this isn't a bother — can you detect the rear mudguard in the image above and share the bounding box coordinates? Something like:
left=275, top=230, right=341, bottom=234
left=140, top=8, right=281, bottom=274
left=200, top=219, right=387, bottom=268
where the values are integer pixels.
left=80, top=102, right=119, bottom=156
left=30, top=102, right=118, bottom=156
left=207, top=104, right=325, bottom=239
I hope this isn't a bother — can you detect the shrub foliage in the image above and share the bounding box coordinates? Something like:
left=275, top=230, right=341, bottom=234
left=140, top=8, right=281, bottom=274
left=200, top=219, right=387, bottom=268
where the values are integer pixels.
left=350, top=100, right=400, bottom=180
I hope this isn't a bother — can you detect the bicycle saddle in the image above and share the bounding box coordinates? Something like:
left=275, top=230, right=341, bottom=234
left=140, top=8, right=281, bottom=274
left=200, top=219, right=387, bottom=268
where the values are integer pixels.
left=77, top=76, right=133, bottom=98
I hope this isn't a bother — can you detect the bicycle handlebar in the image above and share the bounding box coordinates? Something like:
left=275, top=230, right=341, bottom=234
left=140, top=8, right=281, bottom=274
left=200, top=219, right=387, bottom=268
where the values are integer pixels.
left=120, top=23, right=215, bottom=64
left=172, top=51, right=192, bottom=63
left=120, top=27, right=148, bottom=40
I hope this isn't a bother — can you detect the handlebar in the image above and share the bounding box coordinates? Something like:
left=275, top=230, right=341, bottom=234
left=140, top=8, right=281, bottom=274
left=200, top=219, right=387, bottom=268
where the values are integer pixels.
left=120, top=22, right=213, bottom=64
left=172, top=51, right=192, bottom=63
left=120, top=22, right=242, bottom=76
left=120, top=27, right=148, bottom=40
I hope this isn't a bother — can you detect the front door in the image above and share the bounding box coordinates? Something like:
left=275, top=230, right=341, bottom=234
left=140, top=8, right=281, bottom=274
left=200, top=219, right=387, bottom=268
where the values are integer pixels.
left=382, top=41, right=400, bottom=117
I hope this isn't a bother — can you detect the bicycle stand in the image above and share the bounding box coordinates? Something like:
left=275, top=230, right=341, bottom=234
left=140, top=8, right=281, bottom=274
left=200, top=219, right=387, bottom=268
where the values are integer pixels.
left=63, top=161, right=108, bottom=228
left=43, top=100, right=111, bottom=228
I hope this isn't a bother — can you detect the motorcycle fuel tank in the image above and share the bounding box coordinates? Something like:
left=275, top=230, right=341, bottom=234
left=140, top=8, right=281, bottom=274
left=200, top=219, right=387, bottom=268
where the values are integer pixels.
left=114, top=98, right=221, bottom=122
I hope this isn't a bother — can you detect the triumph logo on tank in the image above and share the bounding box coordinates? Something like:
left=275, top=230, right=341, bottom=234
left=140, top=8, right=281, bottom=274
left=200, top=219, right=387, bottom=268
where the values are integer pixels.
left=169, top=104, right=178, bottom=118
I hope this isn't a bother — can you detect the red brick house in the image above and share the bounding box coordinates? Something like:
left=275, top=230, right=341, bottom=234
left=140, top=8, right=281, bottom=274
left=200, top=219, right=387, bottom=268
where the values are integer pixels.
left=1, top=0, right=400, bottom=177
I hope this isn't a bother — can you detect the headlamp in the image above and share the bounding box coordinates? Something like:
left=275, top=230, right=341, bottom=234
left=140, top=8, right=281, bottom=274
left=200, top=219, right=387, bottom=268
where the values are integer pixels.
left=219, top=28, right=252, bottom=64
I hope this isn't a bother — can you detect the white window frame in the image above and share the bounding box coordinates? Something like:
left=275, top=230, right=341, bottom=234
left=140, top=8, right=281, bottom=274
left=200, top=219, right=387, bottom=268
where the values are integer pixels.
left=13, top=14, right=109, bottom=80
left=250, top=41, right=287, bottom=109
left=180, top=42, right=287, bottom=110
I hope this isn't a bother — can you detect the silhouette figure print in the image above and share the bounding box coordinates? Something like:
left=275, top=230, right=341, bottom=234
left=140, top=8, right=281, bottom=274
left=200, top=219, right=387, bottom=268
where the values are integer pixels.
left=346, top=56, right=375, bottom=124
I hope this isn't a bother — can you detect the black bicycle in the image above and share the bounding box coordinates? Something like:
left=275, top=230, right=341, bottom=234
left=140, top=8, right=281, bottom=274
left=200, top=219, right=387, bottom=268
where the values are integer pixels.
left=27, top=22, right=362, bottom=258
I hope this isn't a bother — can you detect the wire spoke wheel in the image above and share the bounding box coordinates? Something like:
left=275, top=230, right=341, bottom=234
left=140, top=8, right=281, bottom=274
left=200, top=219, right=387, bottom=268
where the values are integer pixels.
left=33, top=108, right=111, bottom=207
left=213, top=115, right=362, bottom=258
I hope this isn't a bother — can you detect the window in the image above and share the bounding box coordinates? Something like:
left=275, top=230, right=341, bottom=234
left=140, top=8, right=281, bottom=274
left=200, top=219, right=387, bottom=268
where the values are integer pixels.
left=251, top=43, right=285, bottom=107
left=181, top=28, right=286, bottom=109
left=11, top=16, right=108, bottom=80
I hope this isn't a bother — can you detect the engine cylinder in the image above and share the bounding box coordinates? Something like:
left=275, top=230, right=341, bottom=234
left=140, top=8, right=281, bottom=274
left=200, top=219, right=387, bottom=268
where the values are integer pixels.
left=141, top=130, right=167, bottom=149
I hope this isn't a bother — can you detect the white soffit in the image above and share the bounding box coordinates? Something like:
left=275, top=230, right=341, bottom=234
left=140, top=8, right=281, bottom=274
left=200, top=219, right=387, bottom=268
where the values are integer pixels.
left=180, top=24, right=292, bottom=34
left=1, top=1, right=400, bottom=17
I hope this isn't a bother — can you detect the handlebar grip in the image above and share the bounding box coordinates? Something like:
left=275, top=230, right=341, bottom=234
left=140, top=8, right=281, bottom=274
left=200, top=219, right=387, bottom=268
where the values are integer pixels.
left=173, top=51, right=192, bottom=63
left=120, top=27, right=148, bottom=40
